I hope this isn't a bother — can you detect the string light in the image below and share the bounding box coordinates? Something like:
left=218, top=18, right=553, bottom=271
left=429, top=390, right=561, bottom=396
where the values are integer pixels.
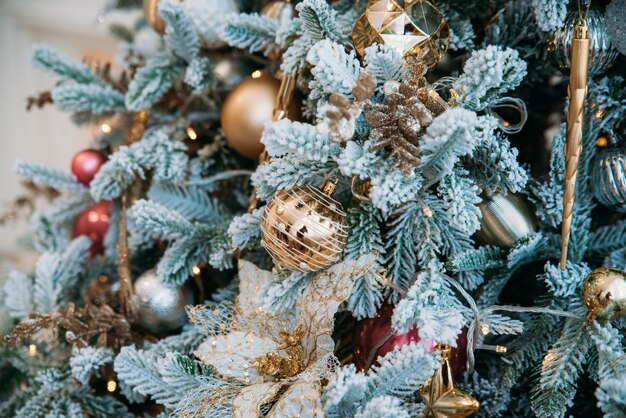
left=192, top=265, right=201, bottom=276
left=100, top=123, right=112, bottom=134
left=28, top=344, right=37, bottom=357
left=251, top=70, right=262, bottom=79
left=496, top=345, right=507, bottom=353
left=596, top=108, right=605, bottom=120
left=596, top=136, right=609, bottom=147
left=481, top=323, right=490, bottom=335
left=106, top=380, right=117, bottom=392
left=186, top=127, right=198, bottom=141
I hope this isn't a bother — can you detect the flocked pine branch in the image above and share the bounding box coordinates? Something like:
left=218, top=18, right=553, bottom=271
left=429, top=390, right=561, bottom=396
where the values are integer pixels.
left=159, top=1, right=200, bottom=63
left=531, top=0, right=569, bottom=32
left=453, top=45, right=527, bottom=111
left=221, top=13, right=279, bottom=56
left=14, top=162, right=88, bottom=194
left=90, top=127, right=188, bottom=200
left=125, top=53, right=185, bottom=111
left=52, top=84, right=126, bottom=114
left=31, top=44, right=101, bottom=84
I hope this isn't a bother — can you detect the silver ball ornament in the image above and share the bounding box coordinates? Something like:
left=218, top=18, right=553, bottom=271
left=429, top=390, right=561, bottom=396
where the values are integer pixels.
left=590, top=146, right=626, bottom=212
left=132, top=270, right=195, bottom=334
left=554, top=9, right=619, bottom=76
left=476, top=193, right=536, bottom=248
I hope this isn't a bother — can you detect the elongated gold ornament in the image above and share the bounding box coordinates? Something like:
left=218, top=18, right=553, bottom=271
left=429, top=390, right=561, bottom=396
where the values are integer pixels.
left=560, top=19, right=590, bottom=270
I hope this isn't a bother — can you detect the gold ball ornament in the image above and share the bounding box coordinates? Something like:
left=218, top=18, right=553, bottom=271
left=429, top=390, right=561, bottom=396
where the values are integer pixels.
left=261, top=178, right=349, bottom=272
left=221, top=74, right=300, bottom=160
left=352, top=0, right=450, bottom=70
left=582, top=267, right=626, bottom=320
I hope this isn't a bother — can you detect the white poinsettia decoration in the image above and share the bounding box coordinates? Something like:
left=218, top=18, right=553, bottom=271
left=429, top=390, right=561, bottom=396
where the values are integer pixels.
left=195, top=254, right=375, bottom=417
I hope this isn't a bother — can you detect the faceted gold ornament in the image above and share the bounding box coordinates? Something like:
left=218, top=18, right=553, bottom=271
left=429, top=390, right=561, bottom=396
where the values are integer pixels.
left=352, top=0, right=450, bottom=70
left=261, top=178, right=348, bottom=272
left=582, top=267, right=626, bottom=320
left=420, top=345, right=480, bottom=418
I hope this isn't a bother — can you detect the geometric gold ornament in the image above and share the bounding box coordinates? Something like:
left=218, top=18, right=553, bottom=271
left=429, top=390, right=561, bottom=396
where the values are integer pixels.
left=260, top=178, right=348, bottom=272
left=352, top=0, right=450, bottom=70
left=419, top=345, right=480, bottom=418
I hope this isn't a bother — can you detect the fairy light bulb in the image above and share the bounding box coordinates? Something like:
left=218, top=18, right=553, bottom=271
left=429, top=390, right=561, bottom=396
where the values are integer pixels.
left=107, top=380, right=117, bottom=392
left=191, top=265, right=201, bottom=276
left=100, top=123, right=112, bottom=134
left=186, top=127, right=198, bottom=141
left=481, top=323, right=490, bottom=335
left=28, top=344, right=37, bottom=357
left=251, top=70, right=262, bottom=79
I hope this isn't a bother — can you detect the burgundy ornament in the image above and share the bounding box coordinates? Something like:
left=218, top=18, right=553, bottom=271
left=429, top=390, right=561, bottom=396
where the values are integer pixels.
left=72, top=201, right=111, bottom=256
left=449, top=327, right=469, bottom=380
left=354, top=304, right=437, bottom=371
left=71, top=149, right=107, bottom=186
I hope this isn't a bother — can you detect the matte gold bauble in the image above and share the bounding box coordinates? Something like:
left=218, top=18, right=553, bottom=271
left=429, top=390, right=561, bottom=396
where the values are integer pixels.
left=221, top=75, right=299, bottom=160
left=352, top=0, right=450, bottom=70
left=261, top=178, right=348, bottom=272
left=144, top=0, right=166, bottom=35
left=582, top=267, right=626, bottom=320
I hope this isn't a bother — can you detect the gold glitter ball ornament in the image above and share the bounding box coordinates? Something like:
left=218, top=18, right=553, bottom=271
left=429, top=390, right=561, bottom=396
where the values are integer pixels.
left=352, top=0, right=450, bottom=70
left=582, top=267, right=626, bottom=321
left=261, top=178, right=348, bottom=272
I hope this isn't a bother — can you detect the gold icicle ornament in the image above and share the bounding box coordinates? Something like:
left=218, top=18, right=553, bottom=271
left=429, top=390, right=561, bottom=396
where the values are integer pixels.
left=560, top=16, right=590, bottom=270
left=419, top=345, right=480, bottom=418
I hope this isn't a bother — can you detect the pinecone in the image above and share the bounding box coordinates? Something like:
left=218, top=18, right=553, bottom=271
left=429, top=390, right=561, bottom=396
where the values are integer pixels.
left=364, top=55, right=448, bottom=174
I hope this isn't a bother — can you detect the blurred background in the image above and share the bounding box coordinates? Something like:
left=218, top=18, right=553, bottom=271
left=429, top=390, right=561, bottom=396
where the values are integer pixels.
left=0, top=0, right=136, bottom=266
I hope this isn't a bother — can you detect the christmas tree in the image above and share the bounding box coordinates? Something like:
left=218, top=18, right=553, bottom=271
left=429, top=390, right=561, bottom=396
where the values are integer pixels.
left=2, top=0, right=626, bottom=416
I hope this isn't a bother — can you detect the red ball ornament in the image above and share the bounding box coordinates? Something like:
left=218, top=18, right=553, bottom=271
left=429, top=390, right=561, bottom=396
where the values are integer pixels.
left=449, top=327, right=469, bottom=380
left=72, top=201, right=112, bottom=256
left=354, top=304, right=437, bottom=371
left=71, top=149, right=107, bottom=186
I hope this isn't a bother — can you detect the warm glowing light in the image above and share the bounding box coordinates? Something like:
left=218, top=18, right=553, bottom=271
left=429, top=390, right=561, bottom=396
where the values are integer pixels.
left=100, top=123, right=112, bottom=134
left=496, top=345, right=507, bottom=353
left=28, top=344, right=37, bottom=357
left=192, top=265, right=201, bottom=276
left=98, top=275, right=108, bottom=283
left=251, top=70, right=262, bottom=79
left=596, top=108, right=606, bottom=120
left=481, top=324, right=490, bottom=335
left=596, top=136, right=608, bottom=148
left=107, top=380, right=117, bottom=392
left=186, top=127, right=198, bottom=141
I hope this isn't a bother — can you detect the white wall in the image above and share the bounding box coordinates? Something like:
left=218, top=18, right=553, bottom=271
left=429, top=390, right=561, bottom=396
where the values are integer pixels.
left=0, top=0, right=138, bottom=263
